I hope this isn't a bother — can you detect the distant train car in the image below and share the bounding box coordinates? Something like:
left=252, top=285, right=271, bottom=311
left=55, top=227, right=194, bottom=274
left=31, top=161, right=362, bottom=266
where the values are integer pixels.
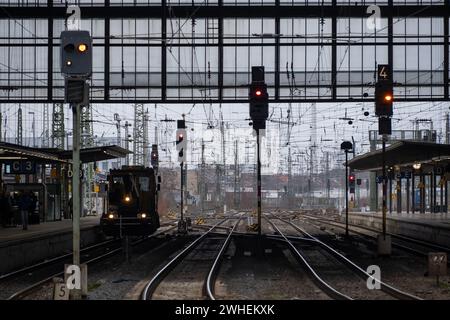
left=100, top=166, right=160, bottom=237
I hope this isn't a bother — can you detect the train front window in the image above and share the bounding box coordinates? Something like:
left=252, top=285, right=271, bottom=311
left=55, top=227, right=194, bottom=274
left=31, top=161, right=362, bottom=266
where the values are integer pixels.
left=110, top=177, right=125, bottom=204
left=139, top=177, right=150, bottom=192
left=113, top=177, right=123, bottom=185
left=110, top=176, right=135, bottom=203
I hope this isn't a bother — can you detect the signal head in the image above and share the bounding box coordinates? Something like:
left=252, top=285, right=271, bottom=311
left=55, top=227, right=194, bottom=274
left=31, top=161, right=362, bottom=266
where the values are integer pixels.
left=60, top=30, right=92, bottom=78
left=375, top=81, right=393, bottom=117
left=249, top=83, right=269, bottom=123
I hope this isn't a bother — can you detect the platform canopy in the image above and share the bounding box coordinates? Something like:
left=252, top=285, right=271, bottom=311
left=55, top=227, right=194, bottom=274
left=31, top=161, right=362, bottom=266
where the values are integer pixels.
left=348, top=141, right=450, bottom=171
left=0, top=142, right=130, bottom=164
left=0, top=142, right=65, bottom=163
left=56, top=145, right=131, bottom=163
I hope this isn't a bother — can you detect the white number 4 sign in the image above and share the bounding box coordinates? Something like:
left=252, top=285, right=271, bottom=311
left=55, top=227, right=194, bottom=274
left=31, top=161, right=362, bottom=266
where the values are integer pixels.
left=379, top=66, right=388, bottom=79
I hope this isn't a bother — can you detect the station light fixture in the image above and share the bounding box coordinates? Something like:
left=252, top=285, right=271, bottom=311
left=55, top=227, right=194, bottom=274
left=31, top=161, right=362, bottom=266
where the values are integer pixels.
left=413, top=163, right=421, bottom=170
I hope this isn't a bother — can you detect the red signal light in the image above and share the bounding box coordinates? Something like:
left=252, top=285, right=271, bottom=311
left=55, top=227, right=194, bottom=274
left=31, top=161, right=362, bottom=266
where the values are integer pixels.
left=384, top=94, right=392, bottom=102
left=349, top=175, right=355, bottom=181
left=255, top=90, right=262, bottom=96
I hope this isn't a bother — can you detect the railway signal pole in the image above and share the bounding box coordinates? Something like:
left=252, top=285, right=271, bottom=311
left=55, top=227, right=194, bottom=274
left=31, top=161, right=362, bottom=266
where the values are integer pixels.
left=340, top=141, right=353, bottom=238
left=375, top=64, right=393, bottom=256
left=176, top=119, right=187, bottom=234
left=249, top=66, right=269, bottom=237
left=60, top=14, right=92, bottom=298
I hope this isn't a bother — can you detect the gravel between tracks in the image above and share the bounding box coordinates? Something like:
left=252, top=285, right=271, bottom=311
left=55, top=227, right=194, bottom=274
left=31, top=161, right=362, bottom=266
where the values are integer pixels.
left=19, top=234, right=189, bottom=300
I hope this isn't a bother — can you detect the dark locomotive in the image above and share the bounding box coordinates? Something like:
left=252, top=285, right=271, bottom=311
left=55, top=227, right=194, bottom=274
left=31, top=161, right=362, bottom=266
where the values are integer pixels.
left=100, top=166, right=160, bottom=237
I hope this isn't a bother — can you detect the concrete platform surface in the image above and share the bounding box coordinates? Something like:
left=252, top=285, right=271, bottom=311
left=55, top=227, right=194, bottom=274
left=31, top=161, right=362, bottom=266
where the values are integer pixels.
left=350, top=211, right=450, bottom=229
left=0, top=215, right=101, bottom=246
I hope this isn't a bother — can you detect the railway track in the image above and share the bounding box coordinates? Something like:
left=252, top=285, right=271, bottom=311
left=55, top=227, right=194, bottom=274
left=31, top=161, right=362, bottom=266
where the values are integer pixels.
left=4, top=224, right=177, bottom=300
left=297, top=213, right=450, bottom=262
left=0, top=238, right=119, bottom=283
left=265, top=215, right=422, bottom=300
left=141, top=217, right=242, bottom=300
left=264, top=217, right=351, bottom=300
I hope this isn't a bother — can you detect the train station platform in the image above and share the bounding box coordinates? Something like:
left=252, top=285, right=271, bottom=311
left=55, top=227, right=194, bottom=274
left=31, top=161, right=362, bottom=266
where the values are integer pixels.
left=0, top=216, right=102, bottom=274
left=342, top=211, right=450, bottom=247
left=0, top=215, right=100, bottom=245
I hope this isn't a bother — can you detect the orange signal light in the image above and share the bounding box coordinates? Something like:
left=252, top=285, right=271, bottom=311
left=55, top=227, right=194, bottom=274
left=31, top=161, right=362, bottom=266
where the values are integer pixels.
left=77, top=43, right=88, bottom=53
left=384, top=94, right=392, bottom=102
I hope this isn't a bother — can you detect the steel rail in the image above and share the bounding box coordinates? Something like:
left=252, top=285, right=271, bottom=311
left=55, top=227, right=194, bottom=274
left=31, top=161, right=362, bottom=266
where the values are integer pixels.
left=205, top=218, right=242, bottom=300
left=141, top=217, right=238, bottom=300
left=0, top=238, right=118, bottom=282
left=265, top=218, right=352, bottom=300
left=302, top=213, right=450, bottom=254
left=299, top=216, right=430, bottom=258
left=7, top=225, right=177, bottom=300
left=0, top=221, right=176, bottom=282
left=275, top=216, right=422, bottom=300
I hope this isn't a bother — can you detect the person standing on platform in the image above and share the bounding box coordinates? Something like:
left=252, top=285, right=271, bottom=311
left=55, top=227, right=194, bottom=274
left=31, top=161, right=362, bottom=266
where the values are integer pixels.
left=0, top=189, right=11, bottom=227
left=18, top=191, right=31, bottom=230
left=28, top=191, right=37, bottom=221
left=67, top=197, right=73, bottom=220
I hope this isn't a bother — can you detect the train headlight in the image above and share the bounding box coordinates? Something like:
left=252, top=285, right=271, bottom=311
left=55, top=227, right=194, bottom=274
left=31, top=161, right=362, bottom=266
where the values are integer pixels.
left=107, top=212, right=118, bottom=219
left=124, top=196, right=131, bottom=203
left=138, top=213, right=147, bottom=219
